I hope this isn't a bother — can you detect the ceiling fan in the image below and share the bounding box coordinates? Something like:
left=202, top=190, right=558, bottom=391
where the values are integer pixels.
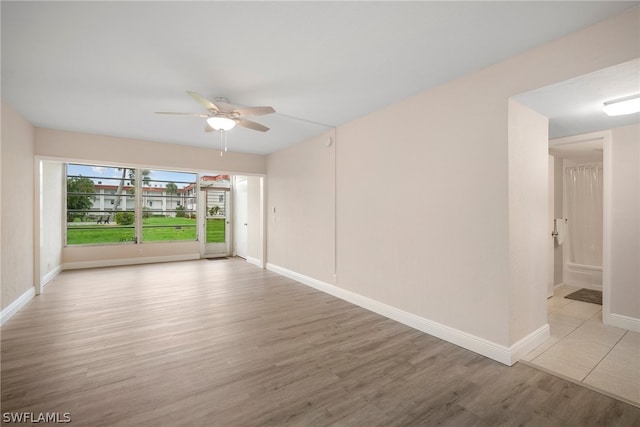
left=156, top=91, right=275, bottom=132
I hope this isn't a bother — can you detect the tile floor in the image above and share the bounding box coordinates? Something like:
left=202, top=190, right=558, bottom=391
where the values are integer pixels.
left=521, top=285, right=640, bottom=407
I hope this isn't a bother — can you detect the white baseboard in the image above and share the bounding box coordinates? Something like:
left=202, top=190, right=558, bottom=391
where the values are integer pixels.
left=508, top=324, right=550, bottom=363
left=1, top=287, right=36, bottom=325
left=246, top=256, right=262, bottom=268
left=607, top=313, right=640, bottom=333
left=555, top=282, right=603, bottom=292
left=266, top=263, right=546, bottom=366
left=42, top=265, right=62, bottom=288
left=63, top=254, right=200, bottom=270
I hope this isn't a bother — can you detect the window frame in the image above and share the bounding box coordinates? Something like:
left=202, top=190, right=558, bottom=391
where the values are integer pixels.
left=140, top=169, right=199, bottom=243
left=64, top=163, right=200, bottom=246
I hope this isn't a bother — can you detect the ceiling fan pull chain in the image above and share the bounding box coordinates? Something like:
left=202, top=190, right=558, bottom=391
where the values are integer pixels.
left=224, top=130, right=228, bottom=152
left=220, top=130, right=224, bottom=156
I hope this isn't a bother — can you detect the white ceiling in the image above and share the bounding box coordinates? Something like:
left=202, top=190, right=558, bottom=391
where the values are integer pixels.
left=2, top=1, right=639, bottom=155
left=515, top=59, right=640, bottom=140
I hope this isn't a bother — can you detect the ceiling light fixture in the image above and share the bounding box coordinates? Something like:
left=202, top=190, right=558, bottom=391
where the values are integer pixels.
left=206, top=116, right=236, bottom=131
left=603, top=94, right=640, bottom=116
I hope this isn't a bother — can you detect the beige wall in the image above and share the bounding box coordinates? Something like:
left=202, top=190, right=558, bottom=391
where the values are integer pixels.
left=507, top=100, right=549, bottom=343
left=335, top=85, right=512, bottom=345
left=266, top=7, right=639, bottom=352
left=40, top=160, right=64, bottom=282
left=35, top=128, right=266, bottom=175
left=610, top=123, right=640, bottom=321
left=63, top=241, right=200, bottom=268
left=267, top=130, right=335, bottom=284
left=247, top=175, right=263, bottom=263
left=1, top=101, right=35, bottom=310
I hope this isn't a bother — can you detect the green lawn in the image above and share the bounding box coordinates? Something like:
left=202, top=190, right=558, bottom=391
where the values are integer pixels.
left=142, top=216, right=197, bottom=242
left=67, top=226, right=135, bottom=245
left=206, top=218, right=225, bottom=243
left=67, top=216, right=225, bottom=245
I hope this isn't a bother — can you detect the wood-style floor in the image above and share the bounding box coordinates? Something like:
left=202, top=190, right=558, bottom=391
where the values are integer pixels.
left=2, top=258, right=639, bottom=426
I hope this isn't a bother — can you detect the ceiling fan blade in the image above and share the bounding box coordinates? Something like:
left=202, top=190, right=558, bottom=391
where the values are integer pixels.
left=236, top=118, right=270, bottom=132
left=186, top=91, right=220, bottom=112
left=155, top=111, right=209, bottom=117
left=233, top=106, right=276, bottom=117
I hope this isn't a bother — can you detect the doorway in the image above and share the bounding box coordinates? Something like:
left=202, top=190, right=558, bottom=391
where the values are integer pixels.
left=197, top=173, right=265, bottom=264
left=200, top=177, right=231, bottom=258
left=549, top=132, right=607, bottom=292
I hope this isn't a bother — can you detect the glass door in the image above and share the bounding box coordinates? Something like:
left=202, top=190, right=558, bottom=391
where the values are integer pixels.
left=200, top=175, right=231, bottom=258
left=202, top=188, right=230, bottom=257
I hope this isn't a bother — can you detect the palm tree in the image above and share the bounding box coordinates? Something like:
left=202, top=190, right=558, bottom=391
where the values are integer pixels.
left=165, top=182, right=178, bottom=217
left=109, top=168, right=128, bottom=222
left=128, top=169, right=151, bottom=189
left=126, top=169, right=151, bottom=196
left=110, top=168, right=151, bottom=221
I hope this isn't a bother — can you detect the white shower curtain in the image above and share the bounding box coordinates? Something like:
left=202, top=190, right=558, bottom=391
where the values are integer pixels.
left=564, top=163, right=603, bottom=267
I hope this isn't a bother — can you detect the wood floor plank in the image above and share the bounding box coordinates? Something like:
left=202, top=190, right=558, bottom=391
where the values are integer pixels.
left=2, top=258, right=639, bottom=426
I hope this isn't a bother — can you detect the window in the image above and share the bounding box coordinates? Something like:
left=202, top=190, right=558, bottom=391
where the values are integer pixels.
left=66, top=164, right=198, bottom=245
left=66, top=164, right=136, bottom=245
left=142, top=170, right=197, bottom=242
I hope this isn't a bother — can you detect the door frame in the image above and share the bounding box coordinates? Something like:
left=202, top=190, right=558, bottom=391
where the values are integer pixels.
left=233, top=176, right=249, bottom=259
left=199, top=186, right=232, bottom=258
left=195, top=173, right=266, bottom=267
left=548, top=130, right=611, bottom=323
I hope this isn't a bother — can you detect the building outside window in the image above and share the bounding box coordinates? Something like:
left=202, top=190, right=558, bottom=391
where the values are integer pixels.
left=65, top=164, right=198, bottom=245
left=142, top=169, right=197, bottom=242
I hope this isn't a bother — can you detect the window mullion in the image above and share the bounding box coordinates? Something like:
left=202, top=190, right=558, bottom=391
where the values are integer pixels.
left=63, top=163, right=68, bottom=246
left=135, top=168, right=142, bottom=244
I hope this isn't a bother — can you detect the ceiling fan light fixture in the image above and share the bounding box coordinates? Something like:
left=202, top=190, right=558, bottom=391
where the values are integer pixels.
left=603, top=94, right=640, bottom=116
left=206, top=116, right=236, bottom=131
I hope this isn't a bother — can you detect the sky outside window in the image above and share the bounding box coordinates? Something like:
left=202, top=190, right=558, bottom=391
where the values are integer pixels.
left=67, top=164, right=196, bottom=187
